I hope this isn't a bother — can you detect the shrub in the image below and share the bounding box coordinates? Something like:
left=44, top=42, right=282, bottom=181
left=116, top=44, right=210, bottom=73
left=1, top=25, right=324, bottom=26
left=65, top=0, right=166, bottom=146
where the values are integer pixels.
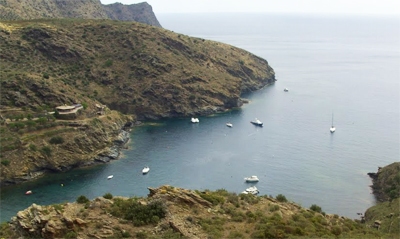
left=269, top=204, right=280, bottom=212
left=121, top=231, right=131, bottom=238
left=64, top=231, right=77, bottom=239
left=103, top=193, right=113, bottom=199
left=310, top=204, right=322, bottom=213
left=82, top=102, right=88, bottom=109
left=104, top=59, right=113, bottom=67
left=198, top=191, right=225, bottom=205
left=1, top=160, right=10, bottom=166
left=276, top=194, right=288, bottom=202
left=76, top=195, right=90, bottom=204
left=40, top=146, right=52, bottom=156
left=110, top=198, right=166, bottom=226
left=331, top=226, right=342, bottom=236
left=49, top=136, right=64, bottom=144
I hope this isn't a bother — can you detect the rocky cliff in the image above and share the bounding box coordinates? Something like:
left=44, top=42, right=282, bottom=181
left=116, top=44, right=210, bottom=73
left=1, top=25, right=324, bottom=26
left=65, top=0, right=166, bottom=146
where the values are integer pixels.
left=368, top=162, right=400, bottom=202
left=104, top=2, right=162, bottom=27
left=0, top=0, right=161, bottom=27
left=0, top=185, right=392, bottom=239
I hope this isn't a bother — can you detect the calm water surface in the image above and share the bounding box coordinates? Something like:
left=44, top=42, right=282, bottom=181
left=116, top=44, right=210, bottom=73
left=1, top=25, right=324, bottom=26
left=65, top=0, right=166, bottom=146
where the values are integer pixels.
left=1, top=13, right=399, bottom=222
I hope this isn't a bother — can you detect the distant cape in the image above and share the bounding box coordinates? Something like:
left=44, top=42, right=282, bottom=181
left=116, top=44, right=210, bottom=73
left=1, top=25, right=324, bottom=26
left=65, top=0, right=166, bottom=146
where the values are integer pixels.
left=0, top=0, right=162, bottom=27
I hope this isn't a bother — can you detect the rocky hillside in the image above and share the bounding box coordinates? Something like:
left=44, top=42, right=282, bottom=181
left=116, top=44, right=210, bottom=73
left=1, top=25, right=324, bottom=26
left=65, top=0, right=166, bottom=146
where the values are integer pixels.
left=0, top=185, right=393, bottom=239
left=0, top=19, right=275, bottom=120
left=0, top=18, right=274, bottom=185
left=0, top=0, right=161, bottom=27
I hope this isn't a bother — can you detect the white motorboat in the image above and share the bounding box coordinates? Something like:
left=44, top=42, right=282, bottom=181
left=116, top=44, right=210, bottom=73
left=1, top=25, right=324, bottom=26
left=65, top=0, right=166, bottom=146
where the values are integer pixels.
left=241, top=186, right=259, bottom=195
left=250, top=118, right=263, bottom=127
left=142, top=166, right=150, bottom=174
left=191, top=117, right=199, bottom=123
left=244, top=175, right=259, bottom=182
left=226, top=123, right=233, bottom=128
left=107, top=175, right=113, bottom=179
left=330, top=113, right=336, bottom=133
left=284, top=88, right=289, bottom=92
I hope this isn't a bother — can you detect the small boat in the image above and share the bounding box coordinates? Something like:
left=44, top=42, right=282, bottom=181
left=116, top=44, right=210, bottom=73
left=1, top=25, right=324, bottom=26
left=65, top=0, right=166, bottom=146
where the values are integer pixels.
left=142, top=166, right=150, bottom=174
left=191, top=117, right=199, bottom=123
left=25, top=190, right=32, bottom=195
left=330, top=113, right=336, bottom=133
left=107, top=175, right=113, bottom=179
left=241, top=186, right=259, bottom=195
left=250, top=118, right=263, bottom=127
left=284, top=88, right=289, bottom=92
left=244, top=175, right=259, bottom=182
left=226, top=123, right=233, bottom=128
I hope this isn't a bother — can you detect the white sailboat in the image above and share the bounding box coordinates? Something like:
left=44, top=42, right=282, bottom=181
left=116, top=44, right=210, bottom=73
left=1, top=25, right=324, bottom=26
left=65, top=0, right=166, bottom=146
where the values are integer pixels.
left=330, top=113, right=336, bottom=133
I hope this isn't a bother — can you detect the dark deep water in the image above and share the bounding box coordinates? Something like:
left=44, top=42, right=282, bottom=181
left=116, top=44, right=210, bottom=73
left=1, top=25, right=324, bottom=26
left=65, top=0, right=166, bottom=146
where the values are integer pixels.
left=1, top=13, right=399, bottom=222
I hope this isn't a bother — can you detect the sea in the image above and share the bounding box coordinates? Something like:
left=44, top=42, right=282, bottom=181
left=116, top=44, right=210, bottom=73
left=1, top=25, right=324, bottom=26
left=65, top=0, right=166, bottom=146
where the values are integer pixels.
left=1, top=13, right=399, bottom=222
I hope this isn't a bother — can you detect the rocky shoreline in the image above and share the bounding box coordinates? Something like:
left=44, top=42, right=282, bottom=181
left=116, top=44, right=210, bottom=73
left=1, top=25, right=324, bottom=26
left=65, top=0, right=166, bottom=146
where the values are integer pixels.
left=367, top=162, right=400, bottom=202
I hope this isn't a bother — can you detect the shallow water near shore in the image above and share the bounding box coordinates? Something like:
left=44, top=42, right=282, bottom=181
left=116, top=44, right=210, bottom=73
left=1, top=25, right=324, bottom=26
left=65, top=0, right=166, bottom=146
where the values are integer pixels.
left=1, top=13, right=399, bottom=222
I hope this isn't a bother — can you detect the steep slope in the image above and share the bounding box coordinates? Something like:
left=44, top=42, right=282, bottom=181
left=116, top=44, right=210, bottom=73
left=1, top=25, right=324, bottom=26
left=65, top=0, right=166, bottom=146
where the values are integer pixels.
left=0, top=19, right=275, bottom=120
left=104, top=2, right=162, bottom=27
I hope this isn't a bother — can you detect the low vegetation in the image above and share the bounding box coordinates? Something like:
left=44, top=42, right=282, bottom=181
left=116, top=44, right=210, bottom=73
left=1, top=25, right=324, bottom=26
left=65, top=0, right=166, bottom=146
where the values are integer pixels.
left=1, top=185, right=397, bottom=238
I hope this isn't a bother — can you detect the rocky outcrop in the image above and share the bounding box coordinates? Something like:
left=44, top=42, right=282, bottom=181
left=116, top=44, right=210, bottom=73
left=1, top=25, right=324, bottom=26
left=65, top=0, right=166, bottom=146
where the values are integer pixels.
left=368, top=162, right=400, bottom=202
left=148, top=185, right=212, bottom=208
left=104, top=2, right=162, bottom=27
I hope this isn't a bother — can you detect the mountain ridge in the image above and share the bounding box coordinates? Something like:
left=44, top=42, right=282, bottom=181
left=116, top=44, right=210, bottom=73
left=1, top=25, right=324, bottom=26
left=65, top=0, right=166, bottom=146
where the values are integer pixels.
left=0, top=0, right=162, bottom=27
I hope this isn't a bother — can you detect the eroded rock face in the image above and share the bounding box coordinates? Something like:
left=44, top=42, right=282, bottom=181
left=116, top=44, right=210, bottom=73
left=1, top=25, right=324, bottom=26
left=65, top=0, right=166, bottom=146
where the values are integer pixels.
left=148, top=185, right=212, bottom=208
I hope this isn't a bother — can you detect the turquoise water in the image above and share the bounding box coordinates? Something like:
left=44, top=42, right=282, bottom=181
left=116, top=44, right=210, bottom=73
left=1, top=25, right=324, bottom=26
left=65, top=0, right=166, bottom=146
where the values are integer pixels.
left=1, top=14, right=399, bottom=222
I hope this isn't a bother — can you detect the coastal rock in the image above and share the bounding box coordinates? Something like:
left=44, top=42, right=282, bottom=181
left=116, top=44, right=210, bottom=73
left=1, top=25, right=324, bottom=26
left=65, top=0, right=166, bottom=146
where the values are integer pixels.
left=368, top=162, right=400, bottom=202
left=7, top=185, right=383, bottom=239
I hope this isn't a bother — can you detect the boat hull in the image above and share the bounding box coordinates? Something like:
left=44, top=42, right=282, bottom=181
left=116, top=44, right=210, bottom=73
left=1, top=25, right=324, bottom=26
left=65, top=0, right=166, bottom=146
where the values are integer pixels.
left=250, top=122, right=263, bottom=127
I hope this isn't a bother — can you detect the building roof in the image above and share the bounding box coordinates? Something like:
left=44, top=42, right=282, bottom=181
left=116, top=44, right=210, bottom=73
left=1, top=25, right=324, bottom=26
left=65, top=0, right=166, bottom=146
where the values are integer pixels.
left=56, top=105, right=75, bottom=110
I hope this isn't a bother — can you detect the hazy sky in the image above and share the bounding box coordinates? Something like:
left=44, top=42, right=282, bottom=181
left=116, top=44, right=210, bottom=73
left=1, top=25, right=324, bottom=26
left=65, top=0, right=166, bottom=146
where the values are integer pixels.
left=100, top=0, right=400, bottom=16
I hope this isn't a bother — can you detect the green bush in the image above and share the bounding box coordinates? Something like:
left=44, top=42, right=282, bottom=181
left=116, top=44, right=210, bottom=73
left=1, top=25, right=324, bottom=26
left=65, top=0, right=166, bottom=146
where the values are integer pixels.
left=76, top=195, right=90, bottom=204
left=198, top=191, right=225, bottom=205
left=276, top=194, right=288, bottom=202
left=64, top=231, right=77, bottom=239
left=310, top=204, right=322, bottom=213
left=49, top=136, right=64, bottom=144
left=42, top=72, right=50, bottom=79
left=110, top=198, right=166, bottom=226
left=1, top=160, right=10, bottom=166
left=40, top=146, right=52, bottom=156
left=29, top=144, right=37, bottom=151
left=103, top=192, right=113, bottom=199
